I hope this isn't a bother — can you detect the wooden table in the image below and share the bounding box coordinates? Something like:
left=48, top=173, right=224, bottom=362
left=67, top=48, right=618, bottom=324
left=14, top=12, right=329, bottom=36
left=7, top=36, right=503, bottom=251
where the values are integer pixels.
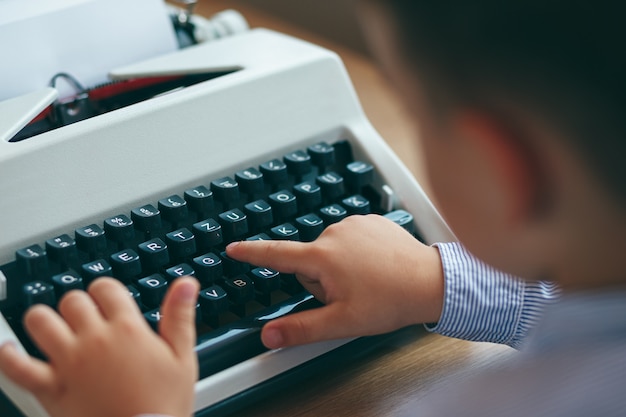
left=193, top=2, right=516, bottom=416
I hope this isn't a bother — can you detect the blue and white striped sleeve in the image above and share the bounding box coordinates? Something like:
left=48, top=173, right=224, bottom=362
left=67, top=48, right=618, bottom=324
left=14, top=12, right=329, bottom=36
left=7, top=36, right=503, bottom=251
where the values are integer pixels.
left=425, top=242, right=560, bottom=349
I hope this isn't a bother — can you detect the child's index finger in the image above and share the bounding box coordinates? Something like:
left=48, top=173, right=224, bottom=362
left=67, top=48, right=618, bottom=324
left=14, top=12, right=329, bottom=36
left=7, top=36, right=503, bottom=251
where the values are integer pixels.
left=226, top=240, right=313, bottom=276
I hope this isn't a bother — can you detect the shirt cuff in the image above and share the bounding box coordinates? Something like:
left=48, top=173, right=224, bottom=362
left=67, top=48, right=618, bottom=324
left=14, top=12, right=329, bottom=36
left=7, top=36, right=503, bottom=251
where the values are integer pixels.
left=425, top=242, right=558, bottom=349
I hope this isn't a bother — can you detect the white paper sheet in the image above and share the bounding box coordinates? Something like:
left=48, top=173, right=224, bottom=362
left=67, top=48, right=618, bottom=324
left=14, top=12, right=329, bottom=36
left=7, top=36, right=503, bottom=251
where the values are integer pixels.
left=0, top=0, right=179, bottom=101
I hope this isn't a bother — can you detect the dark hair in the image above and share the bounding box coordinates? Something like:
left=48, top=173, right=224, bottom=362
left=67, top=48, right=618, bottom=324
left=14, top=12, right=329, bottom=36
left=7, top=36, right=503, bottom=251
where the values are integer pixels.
left=378, top=1, right=626, bottom=203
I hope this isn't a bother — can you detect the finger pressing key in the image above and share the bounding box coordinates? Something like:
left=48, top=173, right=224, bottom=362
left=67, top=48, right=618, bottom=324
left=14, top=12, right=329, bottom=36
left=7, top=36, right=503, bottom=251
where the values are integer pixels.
left=159, top=277, right=200, bottom=357
left=23, top=304, right=75, bottom=361
left=0, top=342, right=57, bottom=395
left=226, top=240, right=317, bottom=278
left=58, top=290, right=103, bottom=332
left=87, top=278, right=143, bottom=321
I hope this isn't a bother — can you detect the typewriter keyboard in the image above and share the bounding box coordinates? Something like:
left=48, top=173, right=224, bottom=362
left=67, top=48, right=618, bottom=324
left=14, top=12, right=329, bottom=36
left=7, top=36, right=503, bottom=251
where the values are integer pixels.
left=0, top=140, right=417, bottom=379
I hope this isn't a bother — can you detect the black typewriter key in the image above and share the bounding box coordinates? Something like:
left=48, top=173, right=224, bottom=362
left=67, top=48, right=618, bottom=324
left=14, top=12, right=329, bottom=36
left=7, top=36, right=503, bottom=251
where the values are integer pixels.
left=144, top=308, right=163, bottom=331
left=192, top=218, right=223, bottom=250
left=104, top=215, right=135, bottom=248
left=342, top=195, right=371, bottom=215
left=199, top=285, right=229, bottom=325
left=22, top=281, right=56, bottom=309
left=249, top=267, right=281, bottom=294
left=284, top=150, right=312, bottom=178
left=158, top=195, right=188, bottom=227
left=110, top=249, right=142, bottom=281
left=131, top=205, right=162, bottom=238
left=211, top=177, right=240, bottom=207
left=224, top=275, right=255, bottom=308
left=244, top=200, right=273, bottom=231
left=247, top=232, right=272, bottom=241
left=295, top=214, right=324, bottom=242
left=137, top=274, right=169, bottom=309
left=81, top=259, right=113, bottom=285
left=138, top=238, right=170, bottom=271
left=46, top=234, right=78, bottom=268
left=235, top=167, right=265, bottom=195
left=268, top=190, right=297, bottom=221
left=383, top=209, right=416, bottom=235
left=16, top=244, right=49, bottom=278
left=165, top=228, right=196, bottom=260
left=165, top=263, right=195, bottom=280
left=75, top=224, right=107, bottom=258
left=184, top=186, right=214, bottom=219
left=319, top=204, right=348, bottom=225
left=316, top=172, right=345, bottom=201
left=259, top=159, right=288, bottom=189
left=293, top=181, right=322, bottom=212
left=270, top=223, right=300, bottom=241
left=192, top=253, right=223, bottom=285
left=345, top=161, right=374, bottom=192
left=307, top=141, right=336, bottom=172
left=51, top=271, right=84, bottom=297
left=220, top=251, right=250, bottom=276
left=218, top=209, right=248, bottom=242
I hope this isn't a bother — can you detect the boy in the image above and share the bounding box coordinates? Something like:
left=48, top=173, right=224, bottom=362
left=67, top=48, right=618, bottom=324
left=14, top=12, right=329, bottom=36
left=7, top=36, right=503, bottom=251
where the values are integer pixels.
left=1, top=1, right=625, bottom=416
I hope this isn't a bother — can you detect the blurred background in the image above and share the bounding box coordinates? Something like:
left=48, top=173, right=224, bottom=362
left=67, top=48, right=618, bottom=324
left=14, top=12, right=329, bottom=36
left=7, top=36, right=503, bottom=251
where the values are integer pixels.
left=235, top=0, right=371, bottom=56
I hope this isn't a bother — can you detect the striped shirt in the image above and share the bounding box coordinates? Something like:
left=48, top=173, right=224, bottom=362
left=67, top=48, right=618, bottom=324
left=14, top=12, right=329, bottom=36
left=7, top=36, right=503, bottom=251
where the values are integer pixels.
left=409, top=241, right=626, bottom=417
left=428, top=242, right=560, bottom=348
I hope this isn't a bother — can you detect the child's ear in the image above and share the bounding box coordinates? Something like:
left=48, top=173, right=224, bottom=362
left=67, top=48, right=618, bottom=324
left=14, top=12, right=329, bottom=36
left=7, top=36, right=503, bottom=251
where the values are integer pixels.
left=454, top=111, right=547, bottom=224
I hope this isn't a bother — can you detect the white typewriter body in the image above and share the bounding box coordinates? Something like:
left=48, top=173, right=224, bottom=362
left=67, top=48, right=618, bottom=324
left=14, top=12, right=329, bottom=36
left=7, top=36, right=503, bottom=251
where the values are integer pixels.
left=0, top=28, right=454, bottom=416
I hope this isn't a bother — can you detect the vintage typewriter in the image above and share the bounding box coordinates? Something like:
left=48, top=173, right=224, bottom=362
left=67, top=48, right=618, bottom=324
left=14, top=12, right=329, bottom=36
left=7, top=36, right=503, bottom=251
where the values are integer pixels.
left=0, top=7, right=454, bottom=417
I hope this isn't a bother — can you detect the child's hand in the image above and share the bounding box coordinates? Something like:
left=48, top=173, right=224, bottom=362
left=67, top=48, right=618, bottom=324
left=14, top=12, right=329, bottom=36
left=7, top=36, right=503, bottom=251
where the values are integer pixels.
left=226, top=214, right=444, bottom=349
left=0, top=277, right=199, bottom=417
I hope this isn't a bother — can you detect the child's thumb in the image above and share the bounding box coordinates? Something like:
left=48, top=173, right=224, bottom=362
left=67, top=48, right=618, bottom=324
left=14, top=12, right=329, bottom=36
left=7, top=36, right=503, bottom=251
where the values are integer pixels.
left=159, top=277, right=200, bottom=356
left=261, top=305, right=347, bottom=349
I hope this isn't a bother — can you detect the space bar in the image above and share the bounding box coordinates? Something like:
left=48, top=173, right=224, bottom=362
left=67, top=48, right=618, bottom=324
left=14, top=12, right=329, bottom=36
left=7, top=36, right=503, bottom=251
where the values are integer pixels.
left=194, top=292, right=322, bottom=379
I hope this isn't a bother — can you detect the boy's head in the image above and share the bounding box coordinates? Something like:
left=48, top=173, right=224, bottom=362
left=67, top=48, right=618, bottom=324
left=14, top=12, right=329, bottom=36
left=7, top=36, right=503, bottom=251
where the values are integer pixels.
left=361, top=1, right=626, bottom=288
